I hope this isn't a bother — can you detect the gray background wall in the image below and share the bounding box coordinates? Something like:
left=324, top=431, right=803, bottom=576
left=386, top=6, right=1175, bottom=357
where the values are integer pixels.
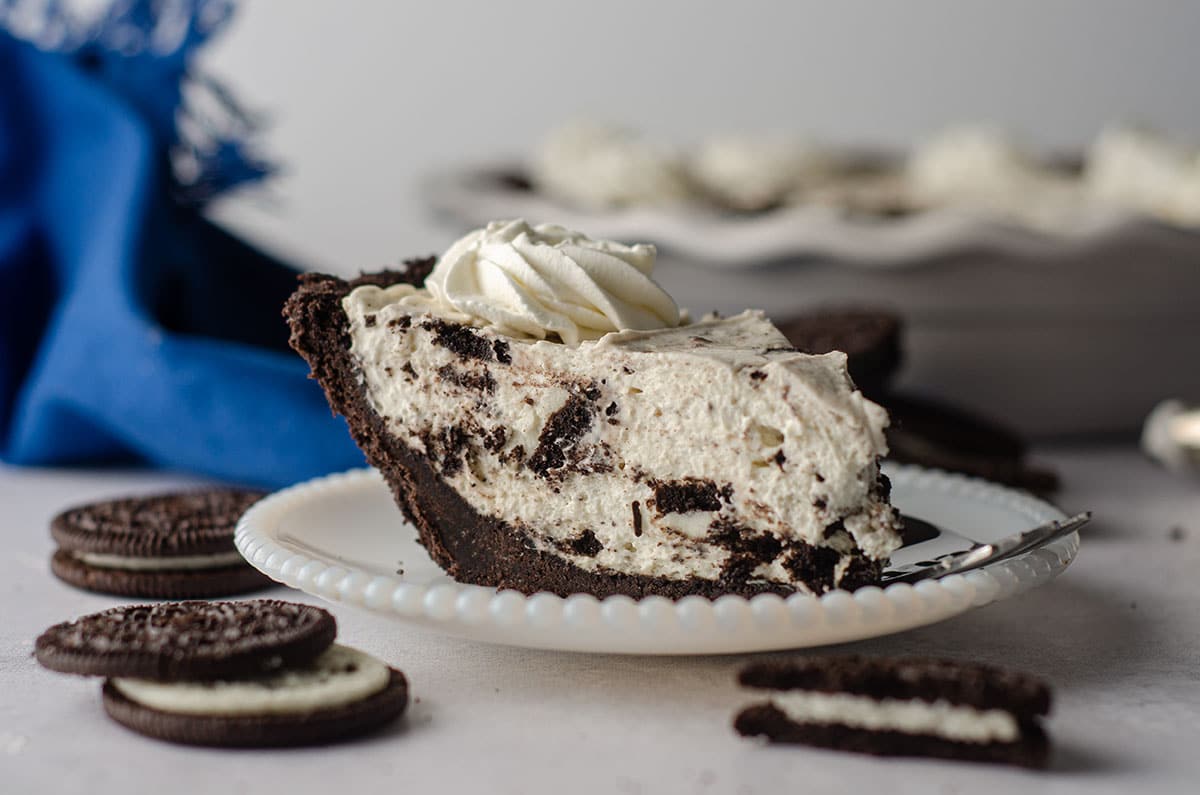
left=203, top=1, right=1200, bottom=274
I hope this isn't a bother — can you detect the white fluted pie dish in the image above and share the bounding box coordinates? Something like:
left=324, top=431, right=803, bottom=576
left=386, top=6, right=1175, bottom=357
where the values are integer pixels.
left=235, top=464, right=1078, bottom=655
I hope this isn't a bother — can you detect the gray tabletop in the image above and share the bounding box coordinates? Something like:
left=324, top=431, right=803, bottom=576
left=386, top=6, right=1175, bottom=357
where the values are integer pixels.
left=3, top=446, right=1198, bottom=794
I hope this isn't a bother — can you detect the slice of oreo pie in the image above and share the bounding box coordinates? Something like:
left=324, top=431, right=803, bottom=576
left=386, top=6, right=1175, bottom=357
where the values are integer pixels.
left=734, top=656, right=1052, bottom=768
left=284, top=224, right=903, bottom=601
left=49, top=489, right=273, bottom=598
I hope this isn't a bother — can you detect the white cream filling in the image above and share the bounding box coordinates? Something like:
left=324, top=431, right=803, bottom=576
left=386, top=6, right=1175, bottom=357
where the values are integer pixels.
left=345, top=286, right=900, bottom=591
left=111, top=645, right=390, bottom=716
left=770, top=691, right=1019, bottom=744
left=75, top=550, right=248, bottom=571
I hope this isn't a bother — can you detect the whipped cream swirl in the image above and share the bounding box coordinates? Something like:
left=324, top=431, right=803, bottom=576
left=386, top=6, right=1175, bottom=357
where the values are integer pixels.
left=425, top=220, right=681, bottom=345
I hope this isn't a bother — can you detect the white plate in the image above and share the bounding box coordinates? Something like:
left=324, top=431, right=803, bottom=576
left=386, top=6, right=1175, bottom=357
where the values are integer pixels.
left=235, top=464, right=1078, bottom=655
left=425, top=163, right=1181, bottom=269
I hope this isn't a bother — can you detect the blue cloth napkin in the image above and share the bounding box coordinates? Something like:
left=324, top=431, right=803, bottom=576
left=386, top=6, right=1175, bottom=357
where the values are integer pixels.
left=0, top=4, right=364, bottom=487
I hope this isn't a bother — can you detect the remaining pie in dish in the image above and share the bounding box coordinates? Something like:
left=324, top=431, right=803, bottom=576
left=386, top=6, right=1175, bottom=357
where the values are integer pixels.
left=284, top=220, right=901, bottom=598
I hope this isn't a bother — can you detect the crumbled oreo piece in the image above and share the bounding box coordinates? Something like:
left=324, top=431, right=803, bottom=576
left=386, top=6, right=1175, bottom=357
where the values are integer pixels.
left=527, top=393, right=596, bottom=478
left=735, top=655, right=1052, bottom=768
left=652, top=478, right=724, bottom=515
left=48, top=489, right=273, bottom=598
left=35, top=600, right=337, bottom=681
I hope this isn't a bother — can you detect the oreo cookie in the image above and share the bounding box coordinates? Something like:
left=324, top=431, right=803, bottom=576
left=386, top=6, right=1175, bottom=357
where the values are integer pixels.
left=734, top=656, right=1052, bottom=768
left=884, top=393, right=1059, bottom=494
left=35, top=600, right=407, bottom=747
left=101, top=645, right=409, bottom=748
left=35, top=600, right=338, bottom=680
left=775, top=307, right=902, bottom=399
left=49, top=489, right=274, bottom=598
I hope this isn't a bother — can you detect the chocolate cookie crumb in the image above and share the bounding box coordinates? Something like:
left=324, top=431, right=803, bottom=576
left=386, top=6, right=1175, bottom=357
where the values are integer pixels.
left=652, top=478, right=723, bottom=515
left=422, top=319, right=497, bottom=362
left=437, top=364, right=496, bottom=393
left=527, top=394, right=595, bottom=478
left=561, top=529, right=602, bottom=557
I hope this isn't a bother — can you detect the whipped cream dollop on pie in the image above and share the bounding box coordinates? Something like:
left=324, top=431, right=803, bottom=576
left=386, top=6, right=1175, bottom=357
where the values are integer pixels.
left=422, top=219, right=680, bottom=345
left=286, top=221, right=902, bottom=598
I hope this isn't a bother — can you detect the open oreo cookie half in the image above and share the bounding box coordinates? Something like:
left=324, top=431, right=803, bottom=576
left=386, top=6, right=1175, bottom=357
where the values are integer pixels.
left=100, top=644, right=409, bottom=748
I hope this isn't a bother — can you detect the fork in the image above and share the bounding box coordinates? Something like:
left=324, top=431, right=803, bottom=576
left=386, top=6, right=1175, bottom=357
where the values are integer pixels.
left=880, top=511, right=1091, bottom=585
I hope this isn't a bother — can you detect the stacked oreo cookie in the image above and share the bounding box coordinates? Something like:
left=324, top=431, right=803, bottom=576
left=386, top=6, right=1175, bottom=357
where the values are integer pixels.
left=49, top=489, right=273, bottom=598
left=35, top=600, right=408, bottom=747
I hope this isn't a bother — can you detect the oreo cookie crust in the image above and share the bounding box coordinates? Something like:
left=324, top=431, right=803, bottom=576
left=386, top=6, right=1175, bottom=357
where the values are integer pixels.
left=734, top=656, right=1052, bottom=768
left=100, top=645, right=408, bottom=748
left=49, top=489, right=273, bottom=598
left=35, top=600, right=337, bottom=681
